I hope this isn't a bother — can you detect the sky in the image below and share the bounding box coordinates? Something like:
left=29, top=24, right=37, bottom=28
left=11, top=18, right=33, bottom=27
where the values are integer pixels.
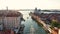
left=0, top=0, right=60, bottom=10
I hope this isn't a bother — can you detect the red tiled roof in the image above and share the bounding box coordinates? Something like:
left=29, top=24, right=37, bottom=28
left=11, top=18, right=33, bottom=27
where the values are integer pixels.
left=0, top=10, right=22, bottom=17
left=38, top=14, right=60, bottom=22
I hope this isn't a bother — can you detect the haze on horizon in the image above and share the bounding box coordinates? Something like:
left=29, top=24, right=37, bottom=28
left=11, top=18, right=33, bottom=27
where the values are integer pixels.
left=0, top=0, right=60, bottom=10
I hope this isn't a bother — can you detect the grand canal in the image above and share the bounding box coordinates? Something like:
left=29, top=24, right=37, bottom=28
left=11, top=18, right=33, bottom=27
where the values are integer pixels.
left=20, top=11, right=47, bottom=34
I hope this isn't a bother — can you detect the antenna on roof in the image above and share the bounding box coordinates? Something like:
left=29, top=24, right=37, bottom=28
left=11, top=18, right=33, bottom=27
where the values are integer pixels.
left=6, top=6, right=8, bottom=11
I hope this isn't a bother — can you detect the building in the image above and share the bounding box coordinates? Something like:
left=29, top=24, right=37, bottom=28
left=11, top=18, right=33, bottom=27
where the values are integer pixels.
left=33, top=9, right=60, bottom=34
left=0, top=10, right=24, bottom=34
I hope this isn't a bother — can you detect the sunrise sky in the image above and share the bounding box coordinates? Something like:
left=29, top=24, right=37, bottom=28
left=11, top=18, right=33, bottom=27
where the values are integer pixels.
left=0, top=0, right=60, bottom=10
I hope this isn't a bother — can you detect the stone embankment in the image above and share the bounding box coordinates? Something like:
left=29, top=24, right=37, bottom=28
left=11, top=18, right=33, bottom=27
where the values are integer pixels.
left=30, top=13, right=52, bottom=34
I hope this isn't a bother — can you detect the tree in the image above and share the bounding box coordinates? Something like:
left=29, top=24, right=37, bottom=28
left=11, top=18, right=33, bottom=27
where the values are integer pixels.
left=51, top=21, right=60, bottom=28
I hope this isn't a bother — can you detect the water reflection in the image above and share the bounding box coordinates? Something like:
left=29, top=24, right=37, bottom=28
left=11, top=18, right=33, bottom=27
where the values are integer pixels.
left=19, top=11, right=30, bottom=20
left=19, top=11, right=47, bottom=34
left=30, top=25, right=35, bottom=34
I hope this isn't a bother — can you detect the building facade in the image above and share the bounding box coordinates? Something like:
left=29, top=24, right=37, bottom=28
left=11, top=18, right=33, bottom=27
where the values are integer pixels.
left=0, top=10, right=24, bottom=34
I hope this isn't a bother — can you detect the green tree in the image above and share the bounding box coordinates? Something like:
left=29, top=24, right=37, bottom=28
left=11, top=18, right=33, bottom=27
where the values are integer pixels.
left=51, top=21, right=60, bottom=28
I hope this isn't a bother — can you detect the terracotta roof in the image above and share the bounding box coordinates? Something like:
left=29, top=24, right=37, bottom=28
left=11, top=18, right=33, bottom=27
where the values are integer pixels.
left=0, top=10, right=22, bottom=17
left=37, top=13, right=60, bottom=22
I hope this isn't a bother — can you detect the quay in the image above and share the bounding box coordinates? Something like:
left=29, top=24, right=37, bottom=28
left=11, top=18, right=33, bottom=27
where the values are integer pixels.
left=29, top=12, right=57, bottom=34
left=30, top=13, right=51, bottom=32
left=29, top=8, right=60, bottom=34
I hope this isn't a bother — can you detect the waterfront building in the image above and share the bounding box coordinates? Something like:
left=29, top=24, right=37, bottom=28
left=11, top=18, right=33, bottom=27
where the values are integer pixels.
left=33, top=9, right=60, bottom=34
left=0, top=10, right=24, bottom=34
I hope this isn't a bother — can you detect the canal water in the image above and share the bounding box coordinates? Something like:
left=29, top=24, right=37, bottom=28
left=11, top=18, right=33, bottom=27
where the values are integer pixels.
left=19, top=11, right=47, bottom=34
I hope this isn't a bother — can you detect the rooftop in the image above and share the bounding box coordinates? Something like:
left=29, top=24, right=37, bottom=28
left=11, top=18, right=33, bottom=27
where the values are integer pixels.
left=0, top=10, right=21, bottom=17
